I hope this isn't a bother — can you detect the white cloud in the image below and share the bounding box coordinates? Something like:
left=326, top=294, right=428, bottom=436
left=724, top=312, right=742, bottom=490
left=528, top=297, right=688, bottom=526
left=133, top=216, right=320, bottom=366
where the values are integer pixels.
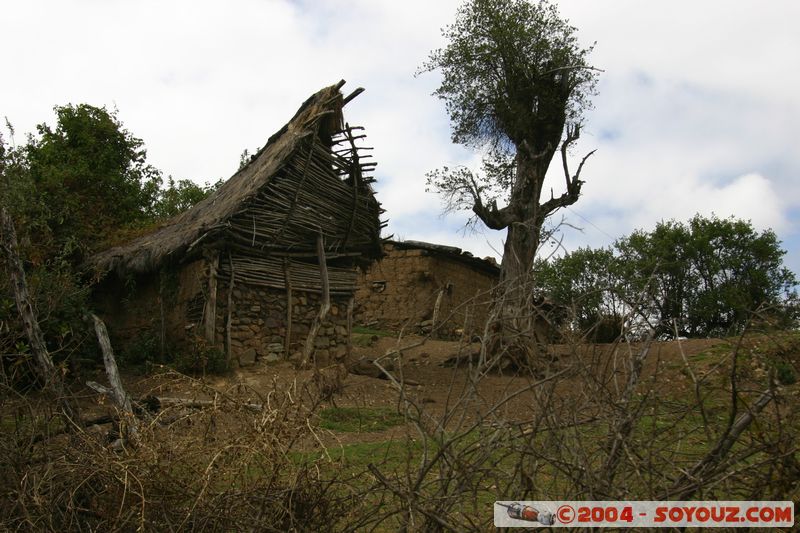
left=2, top=0, right=799, bottom=272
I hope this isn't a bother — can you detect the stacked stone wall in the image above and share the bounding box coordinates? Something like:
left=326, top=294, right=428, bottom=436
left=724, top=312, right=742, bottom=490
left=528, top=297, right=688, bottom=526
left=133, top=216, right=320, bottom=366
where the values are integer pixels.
left=215, top=283, right=349, bottom=365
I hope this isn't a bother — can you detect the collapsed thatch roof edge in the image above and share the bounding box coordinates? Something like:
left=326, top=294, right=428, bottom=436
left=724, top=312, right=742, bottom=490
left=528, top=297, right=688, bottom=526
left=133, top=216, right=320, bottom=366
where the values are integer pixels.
left=87, top=82, right=352, bottom=279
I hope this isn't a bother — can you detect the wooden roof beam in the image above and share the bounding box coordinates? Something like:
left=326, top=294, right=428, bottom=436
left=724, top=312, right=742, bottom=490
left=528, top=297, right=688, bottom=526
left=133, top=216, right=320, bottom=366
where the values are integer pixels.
left=343, top=87, right=365, bottom=106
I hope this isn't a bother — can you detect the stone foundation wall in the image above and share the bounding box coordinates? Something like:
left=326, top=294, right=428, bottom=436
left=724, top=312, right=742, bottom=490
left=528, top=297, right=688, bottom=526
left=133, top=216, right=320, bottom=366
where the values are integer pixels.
left=215, top=282, right=350, bottom=366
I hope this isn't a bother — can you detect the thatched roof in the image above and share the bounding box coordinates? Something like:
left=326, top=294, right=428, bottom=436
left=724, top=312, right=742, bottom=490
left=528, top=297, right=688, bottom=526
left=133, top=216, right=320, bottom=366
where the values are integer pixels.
left=89, top=81, right=378, bottom=277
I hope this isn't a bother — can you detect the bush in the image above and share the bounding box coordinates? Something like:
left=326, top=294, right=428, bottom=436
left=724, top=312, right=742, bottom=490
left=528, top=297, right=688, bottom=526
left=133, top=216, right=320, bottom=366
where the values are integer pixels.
left=174, top=338, right=228, bottom=375
left=118, top=330, right=162, bottom=368
left=775, top=360, right=796, bottom=385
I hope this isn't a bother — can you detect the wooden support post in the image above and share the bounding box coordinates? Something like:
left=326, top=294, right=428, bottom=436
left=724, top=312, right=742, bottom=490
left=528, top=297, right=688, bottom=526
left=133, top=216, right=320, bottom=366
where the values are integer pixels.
left=204, top=252, right=220, bottom=345
left=159, top=270, right=166, bottom=359
left=225, top=253, right=235, bottom=364
left=1, top=207, right=79, bottom=422
left=346, top=296, right=354, bottom=360
left=283, top=258, right=293, bottom=359
left=301, top=233, right=330, bottom=367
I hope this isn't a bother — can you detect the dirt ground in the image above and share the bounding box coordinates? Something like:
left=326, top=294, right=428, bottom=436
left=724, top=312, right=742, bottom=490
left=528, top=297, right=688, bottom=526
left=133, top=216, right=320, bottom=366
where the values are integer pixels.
left=112, top=335, right=743, bottom=448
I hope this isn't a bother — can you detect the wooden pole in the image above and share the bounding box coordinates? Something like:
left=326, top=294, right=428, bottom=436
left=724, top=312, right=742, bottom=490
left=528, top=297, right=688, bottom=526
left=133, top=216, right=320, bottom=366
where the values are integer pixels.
left=204, top=252, right=220, bottom=345
left=431, top=286, right=446, bottom=334
left=226, top=253, right=235, bottom=364
left=346, top=296, right=354, bottom=361
left=1, top=207, right=79, bottom=422
left=301, top=233, right=330, bottom=367
left=283, top=258, right=293, bottom=359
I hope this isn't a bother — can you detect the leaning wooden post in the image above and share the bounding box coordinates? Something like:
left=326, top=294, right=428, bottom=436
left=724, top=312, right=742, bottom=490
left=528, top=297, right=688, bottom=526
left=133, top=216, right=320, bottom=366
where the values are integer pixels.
left=204, top=252, right=220, bottom=345
left=90, top=313, right=138, bottom=445
left=431, top=286, right=446, bottom=334
left=1, top=207, right=79, bottom=422
left=301, top=233, right=330, bottom=367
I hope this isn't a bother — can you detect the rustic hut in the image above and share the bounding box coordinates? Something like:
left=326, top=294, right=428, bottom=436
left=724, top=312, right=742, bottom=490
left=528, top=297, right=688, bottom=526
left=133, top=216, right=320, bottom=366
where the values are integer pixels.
left=354, top=240, right=500, bottom=338
left=89, top=81, right=384, bottom=366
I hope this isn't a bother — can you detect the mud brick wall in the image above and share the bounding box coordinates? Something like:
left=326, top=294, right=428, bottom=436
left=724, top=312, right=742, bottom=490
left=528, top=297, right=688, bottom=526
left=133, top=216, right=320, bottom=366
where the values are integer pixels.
left=355, top=245, right=497, bottom=337
left=93, top=259, right=207, bottom=354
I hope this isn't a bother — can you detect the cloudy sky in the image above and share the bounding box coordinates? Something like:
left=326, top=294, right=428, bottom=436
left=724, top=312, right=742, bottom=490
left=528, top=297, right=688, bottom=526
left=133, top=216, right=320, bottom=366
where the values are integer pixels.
left=3, top=0, right=799, bottom=274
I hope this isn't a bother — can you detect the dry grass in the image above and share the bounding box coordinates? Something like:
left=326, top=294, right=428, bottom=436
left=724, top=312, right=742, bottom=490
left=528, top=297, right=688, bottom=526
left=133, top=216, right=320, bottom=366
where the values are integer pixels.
left=1, top=323, right=798, bottom=531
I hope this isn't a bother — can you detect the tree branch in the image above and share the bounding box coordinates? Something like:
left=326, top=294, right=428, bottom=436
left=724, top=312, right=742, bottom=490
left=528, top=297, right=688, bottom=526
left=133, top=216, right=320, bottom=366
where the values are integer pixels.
left=539, top=128, right=596, bottom=218
left=560, top=124, right=581, bottom=191
left=542, top=65, right=606, bottom=75
left=1, top=206, right=80, bottom=423
left=472, top=198, right=514, bottom=230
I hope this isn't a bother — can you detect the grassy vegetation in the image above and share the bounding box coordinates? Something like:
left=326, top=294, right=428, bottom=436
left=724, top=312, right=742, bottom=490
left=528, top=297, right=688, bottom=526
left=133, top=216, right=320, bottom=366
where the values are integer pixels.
left=318, top=406, right=406, bottom=433
left=351, top=326, right=396, bottom=347
left=295, top=439, right=424, bottom=470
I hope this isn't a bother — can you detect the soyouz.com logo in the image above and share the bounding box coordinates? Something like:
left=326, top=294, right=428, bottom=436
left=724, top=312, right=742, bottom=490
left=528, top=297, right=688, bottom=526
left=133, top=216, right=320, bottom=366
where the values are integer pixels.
left=494, top=501, right=794, bottom=528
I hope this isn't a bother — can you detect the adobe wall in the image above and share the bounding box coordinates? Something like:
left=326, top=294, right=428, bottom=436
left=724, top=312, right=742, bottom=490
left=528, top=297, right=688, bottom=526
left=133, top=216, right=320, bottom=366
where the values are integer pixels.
left=425, top=254, right=497, bottom=336
left=355, top=245, right=497, bottom=337
left=92, top=259, right=205, bottom=355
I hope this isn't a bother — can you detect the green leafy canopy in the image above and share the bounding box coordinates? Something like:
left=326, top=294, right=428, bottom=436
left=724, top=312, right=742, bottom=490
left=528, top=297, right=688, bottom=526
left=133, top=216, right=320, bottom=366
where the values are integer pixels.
left=421, top=0, right=597, bottom=156
left=537, top=215, right=799, bottom=338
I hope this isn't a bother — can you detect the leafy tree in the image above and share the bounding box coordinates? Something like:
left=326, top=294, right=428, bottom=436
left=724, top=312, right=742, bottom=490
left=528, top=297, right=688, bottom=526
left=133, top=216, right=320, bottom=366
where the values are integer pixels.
left=615, top=221, right=693, bottom=335
left=681, top=215, right=796, bottom=335
left=24, top=104, right=162, bottom=262
left=1, top=128, right=96, bottom=385
left=2, top=106, right=217, bottom=382
left=151, top=177, right=221, bottom=220
left=536, top=247, right=624, bottom=340
left=537, top=215, right=798, bottom=338
left=421, top=0, right=599, bottom=359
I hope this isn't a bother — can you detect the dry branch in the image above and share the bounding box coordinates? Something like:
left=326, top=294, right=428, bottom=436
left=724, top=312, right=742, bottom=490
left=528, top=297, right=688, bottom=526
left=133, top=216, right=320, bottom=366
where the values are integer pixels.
left=90, top=313, right=139, bottom=444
